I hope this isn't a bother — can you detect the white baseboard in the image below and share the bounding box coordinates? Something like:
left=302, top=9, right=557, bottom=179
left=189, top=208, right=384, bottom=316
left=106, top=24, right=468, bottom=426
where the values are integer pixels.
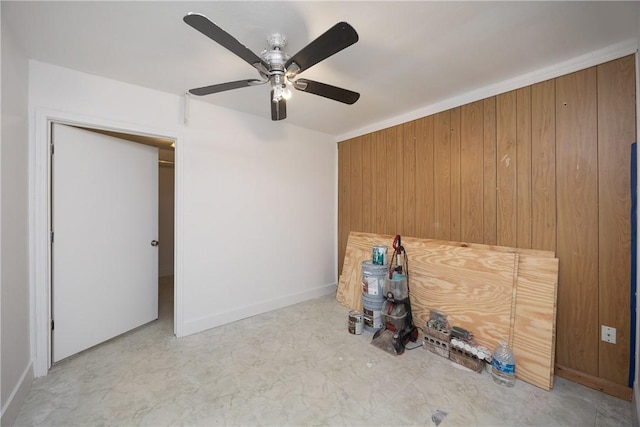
left=1, top=360, right=33, bottom=427
left=181, top=282, right=337, bottom=337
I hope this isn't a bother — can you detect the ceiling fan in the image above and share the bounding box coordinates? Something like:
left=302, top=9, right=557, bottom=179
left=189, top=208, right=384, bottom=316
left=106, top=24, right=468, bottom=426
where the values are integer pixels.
left=183, top=13, right=360, bottom=121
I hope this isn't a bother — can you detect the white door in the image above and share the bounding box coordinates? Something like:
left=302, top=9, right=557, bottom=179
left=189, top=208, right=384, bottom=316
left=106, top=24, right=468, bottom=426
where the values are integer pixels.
left=52, top=123, right=159, bottom=362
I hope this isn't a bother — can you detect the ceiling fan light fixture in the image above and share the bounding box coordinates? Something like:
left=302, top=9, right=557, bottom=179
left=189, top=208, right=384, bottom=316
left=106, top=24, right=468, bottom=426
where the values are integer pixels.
left=282, top=87, right=292, bottom=100
left=283, top=78, right=293, bottom=100
left=271, top=83, right=291, bottom=102
left=271, top=73, right=291, bottom=102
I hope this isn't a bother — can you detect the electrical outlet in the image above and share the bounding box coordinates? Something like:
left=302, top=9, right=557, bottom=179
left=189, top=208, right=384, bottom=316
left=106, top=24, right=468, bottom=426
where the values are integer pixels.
left=601, top=325, right=616, bottom=344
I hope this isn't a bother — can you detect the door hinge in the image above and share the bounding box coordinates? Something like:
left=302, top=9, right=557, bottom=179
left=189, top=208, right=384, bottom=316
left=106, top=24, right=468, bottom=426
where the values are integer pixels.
left=50, top=231, right=54, bottom=243
left=51, top=319, right=54, bottom=331
left=50, top=144, right=54, bottom=155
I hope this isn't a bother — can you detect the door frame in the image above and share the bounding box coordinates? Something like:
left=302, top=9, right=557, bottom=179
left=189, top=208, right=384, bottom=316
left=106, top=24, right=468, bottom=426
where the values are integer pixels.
left=32, top=108, right=184, bottom=377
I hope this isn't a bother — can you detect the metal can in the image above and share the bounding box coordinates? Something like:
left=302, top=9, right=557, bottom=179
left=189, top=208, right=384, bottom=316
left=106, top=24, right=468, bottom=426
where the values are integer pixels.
left=372, top=246, right=387, bottom=265
left=348, top=310, right=363, bottom=335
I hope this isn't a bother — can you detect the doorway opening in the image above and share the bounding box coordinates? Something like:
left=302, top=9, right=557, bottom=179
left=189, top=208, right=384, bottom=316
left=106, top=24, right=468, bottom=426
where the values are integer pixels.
left=47, top=121, right=177, bottom=369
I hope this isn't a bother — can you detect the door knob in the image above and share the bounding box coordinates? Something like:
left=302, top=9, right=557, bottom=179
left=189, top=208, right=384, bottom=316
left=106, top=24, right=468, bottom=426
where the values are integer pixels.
left=151, top=240, right=159, bottom=247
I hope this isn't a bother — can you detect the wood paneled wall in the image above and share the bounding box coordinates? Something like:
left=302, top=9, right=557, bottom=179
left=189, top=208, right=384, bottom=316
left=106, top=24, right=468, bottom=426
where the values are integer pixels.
left=338, top=55, right=636, bottom=392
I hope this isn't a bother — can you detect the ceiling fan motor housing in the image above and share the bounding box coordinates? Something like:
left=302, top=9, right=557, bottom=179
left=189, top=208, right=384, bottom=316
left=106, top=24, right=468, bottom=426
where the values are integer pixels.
left=262, top=33, right=289, bottom=73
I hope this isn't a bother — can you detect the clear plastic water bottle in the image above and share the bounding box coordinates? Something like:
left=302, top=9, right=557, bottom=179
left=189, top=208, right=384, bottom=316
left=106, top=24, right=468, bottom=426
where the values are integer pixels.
left=491, top=341, right=516, bottom=387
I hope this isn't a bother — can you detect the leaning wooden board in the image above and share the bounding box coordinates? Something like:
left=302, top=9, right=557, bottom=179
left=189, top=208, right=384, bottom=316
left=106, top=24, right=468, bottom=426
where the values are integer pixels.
left=511, top=254, right=559, bottom=390
left=338, top=233, right=518, bottom=350
left=336, top=232, right=558, bottom=391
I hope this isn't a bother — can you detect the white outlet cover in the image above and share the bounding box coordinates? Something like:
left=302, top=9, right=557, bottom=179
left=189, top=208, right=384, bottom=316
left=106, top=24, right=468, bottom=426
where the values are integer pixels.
left=601, top=325, right=617, bottom=344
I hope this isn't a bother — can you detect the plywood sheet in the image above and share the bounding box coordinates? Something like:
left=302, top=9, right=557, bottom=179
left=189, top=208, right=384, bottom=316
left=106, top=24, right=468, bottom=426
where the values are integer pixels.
left=511, top=254, right=559, bottom=389
left=405, top=246, right=516, bottom=350
left=337, top=232, right=558, bottom=390
left=338, top=233, right=515, bottom=348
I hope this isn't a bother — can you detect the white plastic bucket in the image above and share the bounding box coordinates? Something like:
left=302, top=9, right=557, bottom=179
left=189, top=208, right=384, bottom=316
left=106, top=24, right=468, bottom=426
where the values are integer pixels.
left=362, top=293, right=384, bottom=332
left=362, top=261, right=388, bottom=297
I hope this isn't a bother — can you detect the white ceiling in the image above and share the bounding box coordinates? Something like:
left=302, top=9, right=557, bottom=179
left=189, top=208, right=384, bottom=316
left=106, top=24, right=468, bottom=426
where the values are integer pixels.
left=3, top=1, right=638, bottom=137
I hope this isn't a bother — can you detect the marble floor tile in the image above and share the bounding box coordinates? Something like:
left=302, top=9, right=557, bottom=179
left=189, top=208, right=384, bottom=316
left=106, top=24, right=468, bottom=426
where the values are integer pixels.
left=13, top=276, right=633, bottom=426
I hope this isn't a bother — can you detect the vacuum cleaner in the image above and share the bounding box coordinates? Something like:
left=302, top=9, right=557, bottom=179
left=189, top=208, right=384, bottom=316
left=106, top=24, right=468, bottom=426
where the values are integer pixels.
left=371, top=235, right=419, bottom=355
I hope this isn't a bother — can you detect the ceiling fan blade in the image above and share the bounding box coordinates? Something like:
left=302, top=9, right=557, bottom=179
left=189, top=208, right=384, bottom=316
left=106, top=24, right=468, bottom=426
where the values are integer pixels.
left=285, top=22, right=358, bottom=75
left=184, top=13, right=268, bottom=71
left=293, top=79, right=360, bottom=105
left=270, top=91, right=287, bottom=121
left=189, top=79, right=265, bottom=96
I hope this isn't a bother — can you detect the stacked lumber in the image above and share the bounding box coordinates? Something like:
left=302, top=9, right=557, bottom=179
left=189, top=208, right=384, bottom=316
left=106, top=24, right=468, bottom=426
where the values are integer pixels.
left=336, top=232, right=559, bottom=391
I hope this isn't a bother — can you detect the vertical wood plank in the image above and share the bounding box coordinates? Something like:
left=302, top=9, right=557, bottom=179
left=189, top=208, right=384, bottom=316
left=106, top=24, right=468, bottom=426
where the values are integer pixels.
left=531, top=80, right=557, bottom=252
left=415, top=116, right=435, bottom=238
left=450, top=107, right=461, bottom=242
left=385, top=127, right=398, bottom=235
left=338, top=141, right=350, bottom=275
left=434, top=111, right=451, bottom=240
left=597, top=55, right=635, bottom=386
left=375, top=131, right=387, bottom=234
left=517, top=87, right=532, bottom=249
left=460, top=101, right=484, bottom=243
left=403, top=121, right=417, bottom=237
left=361, top=134, right=373, bottom=232
left=395, top=125, right=405, bottom=234
left=555, top=67, right=599, bottom=376
left=483, top=97, right=497, bottom=245
left=349, top=137, right=363, bottom=232
left=496, top=91, right=518, bottom=247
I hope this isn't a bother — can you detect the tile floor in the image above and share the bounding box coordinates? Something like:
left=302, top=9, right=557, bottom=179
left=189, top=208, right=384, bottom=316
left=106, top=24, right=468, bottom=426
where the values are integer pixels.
left=14, top=276, right=632, bottom=426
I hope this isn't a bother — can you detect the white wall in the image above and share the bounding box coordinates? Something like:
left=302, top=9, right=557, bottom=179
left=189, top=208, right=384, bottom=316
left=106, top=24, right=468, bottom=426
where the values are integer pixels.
left=158, top=164, right=174, bottom=277
left=1, top=22, right=33, bottom=427
left=177, top=96, right=337, bottom=334
left=29, top=60, right=337, bottom=342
